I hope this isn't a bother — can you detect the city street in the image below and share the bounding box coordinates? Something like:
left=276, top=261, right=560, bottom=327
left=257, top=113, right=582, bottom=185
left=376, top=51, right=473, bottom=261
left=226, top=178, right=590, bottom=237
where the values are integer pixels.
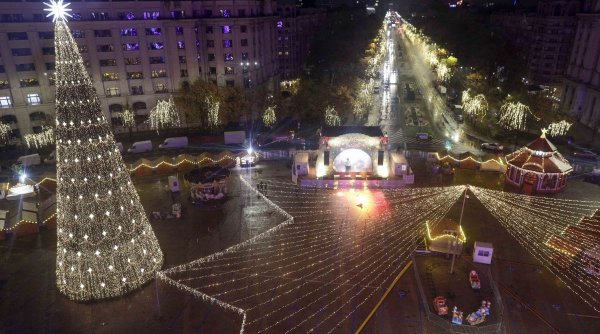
left=369, top=20, right=483, bottom=154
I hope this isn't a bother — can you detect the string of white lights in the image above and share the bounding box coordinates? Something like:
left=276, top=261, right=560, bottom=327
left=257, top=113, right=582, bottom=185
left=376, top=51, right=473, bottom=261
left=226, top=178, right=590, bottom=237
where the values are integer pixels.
left=161, top=179, right=464, bottom=333
left=51, top=9, right=163, bottom=301
left=471, top=186, right=600, bottom=313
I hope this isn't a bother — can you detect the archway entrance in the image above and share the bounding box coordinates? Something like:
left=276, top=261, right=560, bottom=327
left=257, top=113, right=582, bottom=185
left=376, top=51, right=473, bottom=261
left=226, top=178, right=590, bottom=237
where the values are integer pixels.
left=333, top=148, right=373, bottom=173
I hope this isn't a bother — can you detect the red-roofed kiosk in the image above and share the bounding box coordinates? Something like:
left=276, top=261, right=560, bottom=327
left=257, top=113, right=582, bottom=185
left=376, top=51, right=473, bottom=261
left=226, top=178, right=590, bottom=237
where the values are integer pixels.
left=505, top=129, right=572, bottom=194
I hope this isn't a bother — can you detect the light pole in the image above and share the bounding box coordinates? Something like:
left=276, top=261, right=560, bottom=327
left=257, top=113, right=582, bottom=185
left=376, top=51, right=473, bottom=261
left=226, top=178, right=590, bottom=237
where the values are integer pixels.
left=450, top=184, right=469, bottom=274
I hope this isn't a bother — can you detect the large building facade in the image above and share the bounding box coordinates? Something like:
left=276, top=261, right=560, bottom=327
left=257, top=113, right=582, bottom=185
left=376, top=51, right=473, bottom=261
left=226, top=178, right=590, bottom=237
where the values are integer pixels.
left=491, top=1, right=580, bottom=86
left=0, top=0, right=324, bottom=138
left=560, top=0, right=600, bottom=133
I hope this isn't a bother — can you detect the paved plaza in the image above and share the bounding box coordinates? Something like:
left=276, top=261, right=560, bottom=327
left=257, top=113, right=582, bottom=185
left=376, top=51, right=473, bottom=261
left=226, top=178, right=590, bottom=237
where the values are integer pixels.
left=2, top=160, right=600, bottom=333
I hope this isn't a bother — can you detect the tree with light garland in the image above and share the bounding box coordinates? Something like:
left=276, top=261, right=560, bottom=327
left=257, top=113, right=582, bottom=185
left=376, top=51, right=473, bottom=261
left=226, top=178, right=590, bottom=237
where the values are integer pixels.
left=262, top=105, right=276, bottom=127
left=24, top=126, right=55, bottom=148
left=547, top=120, right=572, bottom=137
left=0, top=123, right=11, bottom=143
left=149, top=96, right=180, bottom=132
left=206, top=95, right=220, bottom=128
left=324, top=106, right=341, bottom=126
left=499, top=101, right=534, bottom=131
left=48, top=0, right=163, bottom=301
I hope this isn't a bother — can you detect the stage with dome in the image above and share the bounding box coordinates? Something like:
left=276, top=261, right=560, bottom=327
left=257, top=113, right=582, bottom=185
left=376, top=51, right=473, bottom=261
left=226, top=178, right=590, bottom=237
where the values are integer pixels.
left=292, top=126, right=414, bottom=188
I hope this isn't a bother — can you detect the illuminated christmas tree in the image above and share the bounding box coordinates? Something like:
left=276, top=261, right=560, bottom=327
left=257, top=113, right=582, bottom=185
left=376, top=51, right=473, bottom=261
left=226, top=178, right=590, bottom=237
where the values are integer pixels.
left=48, top=0, right=163, bottom=301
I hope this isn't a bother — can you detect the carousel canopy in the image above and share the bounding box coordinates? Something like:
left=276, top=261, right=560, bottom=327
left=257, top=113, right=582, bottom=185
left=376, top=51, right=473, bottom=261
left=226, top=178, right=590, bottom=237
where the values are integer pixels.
left=321, top=126, right=383, bottom=138
left=506, top=130, right=572, bottom=174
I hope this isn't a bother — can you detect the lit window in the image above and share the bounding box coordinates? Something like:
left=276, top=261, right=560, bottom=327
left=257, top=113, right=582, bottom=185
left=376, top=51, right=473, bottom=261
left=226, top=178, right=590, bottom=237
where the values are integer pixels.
left=277, top=21, right=283, bottom=28
left=222, top=25, right=232, bottom=34
left=151, top=70, right=167, bottom=78
left=0, top=96, right=12, bottom=108
left=102, top=72, right=119, bottom=81
left=224, top=66, right=234, bottom=75
left=223, top=40, right=233, bottom=48
left=177, top=41, right=185, bottom=49
left=220, top=9, right=231, bottom=18
left=149, top=42, right=164, bottom=50
left=20, top=78, right=39, bottom=87
left=26, top=93, right=41, bottom=105
left=127, top=72, right=143, bottom=80
left=123, top=43, right=140, bottom=51
left=120, top=28, right=137, bottom=37
left=224, top=53, right=234, bottom=61
left=143, top=11, right=160, bottom=20
left=145, top=28, right=162, bottom=36
left=176, top=27, right=184, bottom=35
left=106, top=87, right=120, bottom=97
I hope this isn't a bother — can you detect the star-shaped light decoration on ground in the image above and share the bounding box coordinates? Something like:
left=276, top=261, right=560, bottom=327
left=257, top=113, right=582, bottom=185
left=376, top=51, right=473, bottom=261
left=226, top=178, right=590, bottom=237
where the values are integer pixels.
left=43, top=0, right=73, bottom=22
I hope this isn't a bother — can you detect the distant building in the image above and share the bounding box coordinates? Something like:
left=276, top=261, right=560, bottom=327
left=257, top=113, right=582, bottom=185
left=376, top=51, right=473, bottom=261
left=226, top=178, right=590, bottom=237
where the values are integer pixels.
left=275, top=4, right=326, bottom=81
left=560, top=0, right=600, bottom=133
left=491, top=1, right=580, bottom=87
left=0, top=0, right=324, bottom=138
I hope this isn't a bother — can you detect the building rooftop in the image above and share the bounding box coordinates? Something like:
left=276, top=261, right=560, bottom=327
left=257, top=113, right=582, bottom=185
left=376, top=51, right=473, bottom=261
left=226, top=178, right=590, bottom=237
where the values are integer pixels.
left=321, top=126, right=383, bottom=137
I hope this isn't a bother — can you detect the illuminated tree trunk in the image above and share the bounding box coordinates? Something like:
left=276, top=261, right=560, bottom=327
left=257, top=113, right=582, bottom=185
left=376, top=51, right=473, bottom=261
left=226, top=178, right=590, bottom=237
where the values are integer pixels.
left=54, top=20, right=163, bottom=301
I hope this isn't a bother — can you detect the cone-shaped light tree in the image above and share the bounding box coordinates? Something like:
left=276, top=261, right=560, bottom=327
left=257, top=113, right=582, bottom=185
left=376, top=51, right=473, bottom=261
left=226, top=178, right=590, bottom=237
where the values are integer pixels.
left=49, top=1, right=163, bottom=301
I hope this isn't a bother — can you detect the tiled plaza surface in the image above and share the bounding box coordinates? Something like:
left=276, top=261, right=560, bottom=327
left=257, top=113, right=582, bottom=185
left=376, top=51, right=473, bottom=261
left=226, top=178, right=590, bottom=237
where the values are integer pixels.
left=1, top=160, right=600, bottom=333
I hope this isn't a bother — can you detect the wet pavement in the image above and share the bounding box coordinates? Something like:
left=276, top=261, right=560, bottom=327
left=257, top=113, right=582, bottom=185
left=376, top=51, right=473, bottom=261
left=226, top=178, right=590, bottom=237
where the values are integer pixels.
left=2, top=159, right=600, bottom=333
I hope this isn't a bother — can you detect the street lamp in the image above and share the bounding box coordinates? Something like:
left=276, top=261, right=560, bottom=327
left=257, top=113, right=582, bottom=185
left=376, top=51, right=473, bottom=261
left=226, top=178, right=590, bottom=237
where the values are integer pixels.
left=450, top=184, right=469, bottom=274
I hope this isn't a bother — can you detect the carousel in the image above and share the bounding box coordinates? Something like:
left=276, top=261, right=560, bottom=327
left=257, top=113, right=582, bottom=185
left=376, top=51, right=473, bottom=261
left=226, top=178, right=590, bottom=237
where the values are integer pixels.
left=184, top=166, right=230, bottom=204
left=505, top=129, right=572, bottom=194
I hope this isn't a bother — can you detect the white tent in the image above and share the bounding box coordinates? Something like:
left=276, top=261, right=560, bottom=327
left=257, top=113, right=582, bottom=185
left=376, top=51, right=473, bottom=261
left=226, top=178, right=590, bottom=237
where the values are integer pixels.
left=473, top=241, right=494, bottom=264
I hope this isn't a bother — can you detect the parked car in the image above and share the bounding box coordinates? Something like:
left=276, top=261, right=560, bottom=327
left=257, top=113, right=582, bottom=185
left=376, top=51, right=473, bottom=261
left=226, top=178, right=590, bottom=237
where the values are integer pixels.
left=16, top=154, right=41, bottom=167
left=573, top=149, right=598, bottom=160
left=159, top=136, right=189, bottom=149
left=128, top=140, right=153, bottom=153
left=373, top=86, right=380, bottom=94
left=416, top=132, right=432, bottom=141
left=481, top=143, right=504, bottom=152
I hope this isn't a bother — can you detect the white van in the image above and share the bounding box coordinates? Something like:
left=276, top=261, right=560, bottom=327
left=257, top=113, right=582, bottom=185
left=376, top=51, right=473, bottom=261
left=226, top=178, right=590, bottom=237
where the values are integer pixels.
left=127, top=140, right=153, bottom=153
left=159, top=136, right=189, bottom=149
left=17, top=154, right=41, bottom=167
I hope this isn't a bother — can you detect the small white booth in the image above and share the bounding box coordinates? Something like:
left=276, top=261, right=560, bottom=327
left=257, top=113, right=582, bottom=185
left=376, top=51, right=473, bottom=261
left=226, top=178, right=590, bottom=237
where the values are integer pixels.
left=292, top=152, right=310, bottom=184
left=168, top=175, right=180, bottom=192
left=390, top=152, right=409, bottom=176
left=473, top=241, right=494, bottom=264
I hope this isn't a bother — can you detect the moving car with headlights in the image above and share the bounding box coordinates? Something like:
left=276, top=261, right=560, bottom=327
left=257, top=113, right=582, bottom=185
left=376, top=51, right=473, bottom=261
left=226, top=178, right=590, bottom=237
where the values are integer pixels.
left=481, top=143, right=504, bottom=152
